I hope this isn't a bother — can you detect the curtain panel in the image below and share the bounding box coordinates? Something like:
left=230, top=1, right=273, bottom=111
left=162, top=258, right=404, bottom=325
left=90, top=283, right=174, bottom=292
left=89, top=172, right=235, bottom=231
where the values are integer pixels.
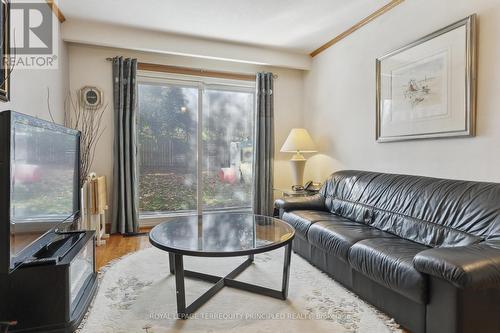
left=111, top=57, right=139, bottom=234
left=253, top=72, right=275, bottom=216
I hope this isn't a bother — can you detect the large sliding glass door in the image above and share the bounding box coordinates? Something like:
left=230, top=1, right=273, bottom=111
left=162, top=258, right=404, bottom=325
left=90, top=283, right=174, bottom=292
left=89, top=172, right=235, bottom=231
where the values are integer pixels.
left=137, top=80, right=199, bottom=214
left=137, top=74, right=255, bottom=217
left=202, top=87, right=255, bottom=211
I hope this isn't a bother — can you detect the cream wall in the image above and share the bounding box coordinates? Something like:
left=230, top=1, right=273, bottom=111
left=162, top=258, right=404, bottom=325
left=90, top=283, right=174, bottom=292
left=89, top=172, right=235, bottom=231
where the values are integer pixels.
left=63, top=19, right=311, bottom=70
left=68, top=43, right=305, bottom=219
left=2, top=22, right=68, bottom=123
left=303, top=0, right=500, bottom=183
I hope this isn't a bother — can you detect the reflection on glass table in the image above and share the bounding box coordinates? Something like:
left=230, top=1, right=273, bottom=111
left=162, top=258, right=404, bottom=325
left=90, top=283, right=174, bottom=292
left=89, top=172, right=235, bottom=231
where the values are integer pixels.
left=149, top=213, right=296, bottom=319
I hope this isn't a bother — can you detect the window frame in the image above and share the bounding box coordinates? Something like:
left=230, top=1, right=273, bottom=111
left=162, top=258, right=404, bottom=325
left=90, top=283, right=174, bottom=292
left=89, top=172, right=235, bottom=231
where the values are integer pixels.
left=136, top=71, right=256, bottom=223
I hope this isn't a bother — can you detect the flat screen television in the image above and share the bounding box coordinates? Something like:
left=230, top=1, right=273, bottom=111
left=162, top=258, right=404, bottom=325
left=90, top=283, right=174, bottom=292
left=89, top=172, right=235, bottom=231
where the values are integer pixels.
left=0, top=111, right=81, bottom=273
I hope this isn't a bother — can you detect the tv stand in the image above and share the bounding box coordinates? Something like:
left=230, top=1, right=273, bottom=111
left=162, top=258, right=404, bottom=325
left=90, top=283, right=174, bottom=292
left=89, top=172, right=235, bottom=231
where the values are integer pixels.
left=1, top=231, right=97, bottom=333
left=37, top=233, right=84, bottom=259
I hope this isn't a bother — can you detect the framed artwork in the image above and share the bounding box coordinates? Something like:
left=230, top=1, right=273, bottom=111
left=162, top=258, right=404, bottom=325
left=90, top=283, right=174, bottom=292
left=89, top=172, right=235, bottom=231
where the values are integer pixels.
left=376, top=14, right=477, bottom=142
left=0, top=0, right=9, bottom=102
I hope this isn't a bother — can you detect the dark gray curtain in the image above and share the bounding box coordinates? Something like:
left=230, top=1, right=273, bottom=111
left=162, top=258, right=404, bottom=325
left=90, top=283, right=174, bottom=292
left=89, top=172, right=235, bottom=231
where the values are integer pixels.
left=111, top=57, right=139, bottom=234
left=253, top=72, right=275, bottom=216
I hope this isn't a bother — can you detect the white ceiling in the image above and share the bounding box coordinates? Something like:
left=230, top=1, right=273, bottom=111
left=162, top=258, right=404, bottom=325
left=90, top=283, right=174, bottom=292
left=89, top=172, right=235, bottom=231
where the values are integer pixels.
left=59, top=0, right=390, bottom=54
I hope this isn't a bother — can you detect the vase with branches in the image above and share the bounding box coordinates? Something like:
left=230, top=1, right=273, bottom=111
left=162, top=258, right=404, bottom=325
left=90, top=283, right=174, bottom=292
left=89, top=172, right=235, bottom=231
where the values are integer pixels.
left=47, top=89, right=107, bottom=187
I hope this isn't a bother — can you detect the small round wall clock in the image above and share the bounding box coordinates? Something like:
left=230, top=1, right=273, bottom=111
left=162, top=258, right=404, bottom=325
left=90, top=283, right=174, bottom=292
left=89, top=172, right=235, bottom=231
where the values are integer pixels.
left=80, top=86, right=103, bottom=109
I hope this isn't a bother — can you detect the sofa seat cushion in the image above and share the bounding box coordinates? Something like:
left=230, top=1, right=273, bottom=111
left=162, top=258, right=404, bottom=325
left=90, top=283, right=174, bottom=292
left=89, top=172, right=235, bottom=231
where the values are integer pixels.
left=308, top=219, right=395, bottom=262
left=348, top=238, right=429, bottom=304
left=281, top=210, right=336, bottom=239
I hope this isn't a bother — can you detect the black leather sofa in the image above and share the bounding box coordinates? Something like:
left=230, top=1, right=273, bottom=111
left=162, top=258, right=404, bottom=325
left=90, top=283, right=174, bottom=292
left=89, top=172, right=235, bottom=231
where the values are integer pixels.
left=275, top=170, right=500, bottom=333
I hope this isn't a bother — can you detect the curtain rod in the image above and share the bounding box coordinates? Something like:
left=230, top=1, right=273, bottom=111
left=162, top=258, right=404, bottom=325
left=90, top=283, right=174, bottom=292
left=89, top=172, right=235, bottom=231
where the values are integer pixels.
left=105, top=57, right=278, bottom=80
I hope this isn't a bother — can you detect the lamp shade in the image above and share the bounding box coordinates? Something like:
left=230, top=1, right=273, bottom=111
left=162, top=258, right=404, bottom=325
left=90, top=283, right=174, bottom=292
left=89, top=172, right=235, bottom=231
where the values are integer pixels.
left=280, top=128, right=317, bottom=153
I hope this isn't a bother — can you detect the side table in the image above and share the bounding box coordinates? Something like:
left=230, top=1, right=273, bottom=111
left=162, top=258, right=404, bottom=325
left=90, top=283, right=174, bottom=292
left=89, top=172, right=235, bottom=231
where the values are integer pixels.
left=273, top=188, right=319, bottom=216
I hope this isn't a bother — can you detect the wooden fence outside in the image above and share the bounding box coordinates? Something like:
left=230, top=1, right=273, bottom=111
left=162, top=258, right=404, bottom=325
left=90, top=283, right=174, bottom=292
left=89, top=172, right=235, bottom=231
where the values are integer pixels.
left=139, top=137, right=231, bottom=173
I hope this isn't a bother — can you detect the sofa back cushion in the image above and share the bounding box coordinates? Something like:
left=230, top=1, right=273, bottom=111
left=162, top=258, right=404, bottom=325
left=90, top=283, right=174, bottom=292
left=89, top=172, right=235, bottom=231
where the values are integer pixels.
left=320, top=170, right=500, bottom=248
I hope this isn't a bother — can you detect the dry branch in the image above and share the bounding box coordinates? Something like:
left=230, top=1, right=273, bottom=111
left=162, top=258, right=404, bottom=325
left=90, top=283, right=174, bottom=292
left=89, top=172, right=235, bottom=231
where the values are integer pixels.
left=48, top=90, right=107, bottom=187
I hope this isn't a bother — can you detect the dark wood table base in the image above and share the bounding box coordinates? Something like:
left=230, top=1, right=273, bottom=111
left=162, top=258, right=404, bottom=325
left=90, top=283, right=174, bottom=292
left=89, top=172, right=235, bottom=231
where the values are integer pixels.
left=168, top=243, right=292, bottom=319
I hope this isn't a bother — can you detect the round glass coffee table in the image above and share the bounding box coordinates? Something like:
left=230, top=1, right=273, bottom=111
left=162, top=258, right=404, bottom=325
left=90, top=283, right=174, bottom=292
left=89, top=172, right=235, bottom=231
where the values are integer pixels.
left=149, top=213, right=295, bottom=319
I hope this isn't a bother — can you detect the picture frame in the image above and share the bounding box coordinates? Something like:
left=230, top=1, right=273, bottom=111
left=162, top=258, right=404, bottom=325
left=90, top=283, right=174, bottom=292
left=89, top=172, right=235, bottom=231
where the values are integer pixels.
left=0, top=0, right=9, bottom=102
left=376, top=14, right=477, bottom=142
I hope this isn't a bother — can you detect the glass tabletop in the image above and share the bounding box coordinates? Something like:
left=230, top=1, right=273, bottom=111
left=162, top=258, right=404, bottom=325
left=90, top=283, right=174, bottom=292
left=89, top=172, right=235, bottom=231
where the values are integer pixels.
left=149, top=213, right=295, bottom=257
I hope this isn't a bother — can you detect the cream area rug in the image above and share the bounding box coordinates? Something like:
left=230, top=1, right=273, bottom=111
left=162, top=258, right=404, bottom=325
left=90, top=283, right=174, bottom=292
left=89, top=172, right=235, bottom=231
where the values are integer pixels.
left=78, top=247, right=402, bottom=333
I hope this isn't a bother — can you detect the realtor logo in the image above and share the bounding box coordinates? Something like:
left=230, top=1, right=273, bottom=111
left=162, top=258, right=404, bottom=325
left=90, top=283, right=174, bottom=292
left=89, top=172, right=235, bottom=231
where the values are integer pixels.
left=10, top=0, right=59, bottom=69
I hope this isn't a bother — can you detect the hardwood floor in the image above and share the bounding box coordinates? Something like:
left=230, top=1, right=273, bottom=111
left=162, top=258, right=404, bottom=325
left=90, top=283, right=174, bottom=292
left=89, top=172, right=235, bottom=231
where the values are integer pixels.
left=95, top=230, right=151, bottom=270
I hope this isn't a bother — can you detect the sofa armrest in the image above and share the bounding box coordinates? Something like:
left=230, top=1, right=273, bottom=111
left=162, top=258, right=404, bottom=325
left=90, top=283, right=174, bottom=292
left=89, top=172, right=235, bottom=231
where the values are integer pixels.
left=274, top=194, right=326, bottom=213
left=413, top=241, right=500, bottom=289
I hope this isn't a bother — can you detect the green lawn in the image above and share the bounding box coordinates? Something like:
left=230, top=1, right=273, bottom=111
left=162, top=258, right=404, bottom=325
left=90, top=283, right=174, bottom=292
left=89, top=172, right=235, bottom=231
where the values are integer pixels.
left=138, top=171, right=251, bottom=213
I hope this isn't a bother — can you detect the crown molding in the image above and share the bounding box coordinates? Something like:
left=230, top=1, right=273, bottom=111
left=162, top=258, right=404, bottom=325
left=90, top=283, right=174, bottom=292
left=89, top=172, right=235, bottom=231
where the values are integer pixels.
left=46, top=0, right=66, bottom=23
left=310, top=0, right=404, bottom=57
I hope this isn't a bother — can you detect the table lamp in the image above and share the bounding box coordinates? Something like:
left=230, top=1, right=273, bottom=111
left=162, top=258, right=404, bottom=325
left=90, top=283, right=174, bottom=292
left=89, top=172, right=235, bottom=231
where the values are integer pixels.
left=280, top=128, right=317, bottom=191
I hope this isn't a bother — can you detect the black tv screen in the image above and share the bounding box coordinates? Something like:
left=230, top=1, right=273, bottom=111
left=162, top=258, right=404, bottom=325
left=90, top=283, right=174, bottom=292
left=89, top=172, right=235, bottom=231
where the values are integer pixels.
left=0, top=111, right=81, bottom=271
